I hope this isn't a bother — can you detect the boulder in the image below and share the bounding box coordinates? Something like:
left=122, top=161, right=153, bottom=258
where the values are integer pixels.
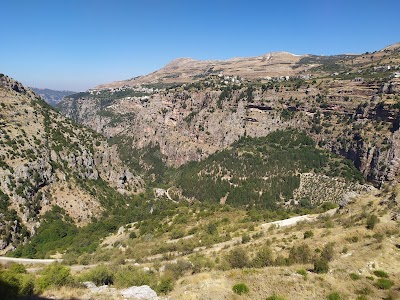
left=120, top=285, right=158, bottom=299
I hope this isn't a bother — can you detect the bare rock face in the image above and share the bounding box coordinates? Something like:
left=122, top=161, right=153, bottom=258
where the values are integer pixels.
left=387, top=130, right=400, bottom=181
left=58, top=78, right=400, bottom=185
left=380, top=82, right=399, bottom=94
left=95, top=144, right=143, bottom=193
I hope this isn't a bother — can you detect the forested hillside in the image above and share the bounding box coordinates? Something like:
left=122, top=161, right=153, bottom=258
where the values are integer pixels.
left=175, top=130, right=364, bottom=207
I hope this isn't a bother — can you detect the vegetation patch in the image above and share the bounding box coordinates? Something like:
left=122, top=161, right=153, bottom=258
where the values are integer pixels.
left=232, top=283, right=249, bottom=295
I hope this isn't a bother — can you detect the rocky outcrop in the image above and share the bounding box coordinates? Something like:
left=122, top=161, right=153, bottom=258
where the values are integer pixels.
left=82, top=282, right=159, bottom=300
left=121, top=285, right=159, bottom=300
left=380, top=82, right=399, bottom=94
left=387, top=130, right=400, bottom=181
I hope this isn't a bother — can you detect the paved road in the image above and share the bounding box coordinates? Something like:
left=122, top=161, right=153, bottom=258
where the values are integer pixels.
left=0, top=256, right=62, bottom=265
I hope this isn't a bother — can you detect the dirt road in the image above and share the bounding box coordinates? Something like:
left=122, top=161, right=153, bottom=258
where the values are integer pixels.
left=261, top=207, right=338, bottom=229
left=0, top=256, right=62, bottom=265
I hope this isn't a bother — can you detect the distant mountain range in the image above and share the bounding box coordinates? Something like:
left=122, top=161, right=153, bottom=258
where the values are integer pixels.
left=30, top=87, right=77, bottom=106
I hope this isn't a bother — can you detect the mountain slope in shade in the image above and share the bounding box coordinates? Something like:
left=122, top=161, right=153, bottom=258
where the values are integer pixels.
left=30, top=87, right=77, bottom=106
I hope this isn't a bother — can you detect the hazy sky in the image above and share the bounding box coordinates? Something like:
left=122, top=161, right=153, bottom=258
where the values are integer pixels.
left=1, top=0, right=399, bottom=91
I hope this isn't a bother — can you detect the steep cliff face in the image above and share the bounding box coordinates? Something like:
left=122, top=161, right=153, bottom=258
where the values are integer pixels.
left=58, top=76, right=400, bottom=184
left=56, top=44, right=400, bottom=185
left=0, top=74, right=144, bottom=252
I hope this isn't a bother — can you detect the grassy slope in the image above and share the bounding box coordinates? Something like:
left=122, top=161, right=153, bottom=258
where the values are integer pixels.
left=4, top=183, right=399, bottom=300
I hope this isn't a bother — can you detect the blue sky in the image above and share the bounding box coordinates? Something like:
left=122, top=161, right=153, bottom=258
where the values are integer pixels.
left=1, top=0, right=399, bottom=91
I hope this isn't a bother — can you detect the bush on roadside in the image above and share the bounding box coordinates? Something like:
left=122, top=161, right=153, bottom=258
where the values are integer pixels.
left=36, top=263, right=72, bottom=291
left=0, top=268, right=34, bottom=299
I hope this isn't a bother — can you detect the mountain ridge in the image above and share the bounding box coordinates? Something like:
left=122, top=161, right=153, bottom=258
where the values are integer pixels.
left=94, top=51, right=308, bottom=89
left=0, top=74, right=143, bottom=253
left=93, top=43, right=400, bottom=90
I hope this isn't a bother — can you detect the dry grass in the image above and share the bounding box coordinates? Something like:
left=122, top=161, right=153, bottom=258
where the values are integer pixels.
left=27, top=186, right=400, bottom=300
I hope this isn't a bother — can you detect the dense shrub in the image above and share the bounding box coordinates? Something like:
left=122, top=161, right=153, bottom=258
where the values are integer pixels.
left=114, top=266, right=153, bottom=288
left=288, top=244, right=312, bottom=264
left=189, top=254, right=214, bottom=273
left=373, top=270, right=389, bottom=278
left=232, top=283, right=249, bottom=295
left=327, top=292, right=341, bottom=300
left=81, top=264, right=114, bottom=286
left=164, top=259, right=192, bottom=279
left=0, top=274, right=20, bottom=300
left=350, top=273, right=361, bottom=280
left=375, top=278, right=394, bottom=290
left=37, top=263, right=72, bottom=291
left=241, top=233, right=251, bottom=244
left=321, top=242, right=335, bottom=262
left=156, top=275, right=174, bottom=294
left=252, top=246, right=273, bottom=268
left=170, top=229, right=185, bottom=239
left=313, top=258, right=329, bottom=273
left=303, top=230, right=314, bottom=239
left=225, top=248, right=249, bottom=269
left=8, top=263, right=27, bottom=274
left=366, top=214, right=379, bottom=230
left=0, top=268, right=34, bottom=299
